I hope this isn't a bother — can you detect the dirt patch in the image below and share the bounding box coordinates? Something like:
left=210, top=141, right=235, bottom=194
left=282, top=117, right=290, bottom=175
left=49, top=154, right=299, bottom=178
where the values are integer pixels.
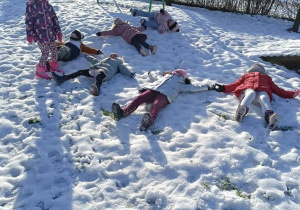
left=261, top=56, right=300, bottom=75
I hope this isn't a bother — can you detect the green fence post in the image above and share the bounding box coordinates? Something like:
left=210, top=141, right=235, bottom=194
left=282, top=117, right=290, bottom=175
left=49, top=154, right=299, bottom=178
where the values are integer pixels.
left=149, top=0, right=153, bottom=12
left=162, top=0, right=165, bottom=10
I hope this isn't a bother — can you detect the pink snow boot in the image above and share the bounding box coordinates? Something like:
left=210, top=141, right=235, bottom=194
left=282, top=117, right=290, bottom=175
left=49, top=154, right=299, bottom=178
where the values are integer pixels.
left=49, top=61, right=63, bottom=73
left=36, top=64, right=52, bottom=80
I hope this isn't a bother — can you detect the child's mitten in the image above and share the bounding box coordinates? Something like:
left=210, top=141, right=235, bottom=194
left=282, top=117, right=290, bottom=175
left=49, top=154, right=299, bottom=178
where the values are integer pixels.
left=293, top=90, right=300, bottom=97
left=214, top=83, right=225, bottom=92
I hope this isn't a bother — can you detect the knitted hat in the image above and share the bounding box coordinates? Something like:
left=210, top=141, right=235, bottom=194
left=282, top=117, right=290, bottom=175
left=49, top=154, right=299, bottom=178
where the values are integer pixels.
left=70, top=29, right=84, bottom=41
left=169, top=22, right=179, bottom=32
left=247, top=63, right=268, bottom=75
left=172, top=69, right=187, bottom=79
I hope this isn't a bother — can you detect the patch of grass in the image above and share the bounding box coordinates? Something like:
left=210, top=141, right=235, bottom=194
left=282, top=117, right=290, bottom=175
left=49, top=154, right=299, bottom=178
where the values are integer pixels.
left=217, top=176, right=250, bottom=199
left=201, top=182, right=210, bottom=190
left=28, top=117, right=41, bottom=124
left=101, top=109, right=114, bottom=118
left=210, top=111, right=230, bottom=120
left=261, top=55, right=300, bottom=74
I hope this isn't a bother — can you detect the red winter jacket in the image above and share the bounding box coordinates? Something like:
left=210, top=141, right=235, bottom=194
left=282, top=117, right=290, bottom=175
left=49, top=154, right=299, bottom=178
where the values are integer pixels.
left=224, top=72, right=296, bottom=101
left=100, top=23, right=146, bottom=44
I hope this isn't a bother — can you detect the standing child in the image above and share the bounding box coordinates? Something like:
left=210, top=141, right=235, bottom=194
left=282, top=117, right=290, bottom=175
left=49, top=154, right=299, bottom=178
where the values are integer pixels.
left=25, top=0, right=63, bottom=79
left=56, top=29, right=103, bottom=62
left=52, top=53, right=136, bottom=96
left=211, top=63, right=299, bottom=130
left=96, top=18, right=157, bottom=56
left=112, top=69, right=211, bottom=131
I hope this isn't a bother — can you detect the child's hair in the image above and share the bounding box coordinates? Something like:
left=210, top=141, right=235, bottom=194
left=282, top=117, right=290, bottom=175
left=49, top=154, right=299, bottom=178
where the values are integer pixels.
left=112, top=18, right=129, bottom=29
left=162, top=70, right=191, bottom=84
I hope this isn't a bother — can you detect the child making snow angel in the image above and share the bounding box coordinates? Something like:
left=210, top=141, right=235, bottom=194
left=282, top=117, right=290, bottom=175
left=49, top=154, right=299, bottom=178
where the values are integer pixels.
left=112, top=69, right=212, bottom=131
left=52, top=53, right=136, bottom=96
left=211, top=63, right=300, bottom=130
left=25, top=0, right=63, bottom=79
left=130, top=8, right=180, bottom=34
left=96, top=18, right=157, bottom=56
left=56, top=29, right=103, bottom=62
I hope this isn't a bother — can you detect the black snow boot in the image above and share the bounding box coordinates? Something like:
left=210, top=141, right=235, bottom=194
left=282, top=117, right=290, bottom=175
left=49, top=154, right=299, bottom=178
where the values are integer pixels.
left=112, top=103, right=124, bottom=121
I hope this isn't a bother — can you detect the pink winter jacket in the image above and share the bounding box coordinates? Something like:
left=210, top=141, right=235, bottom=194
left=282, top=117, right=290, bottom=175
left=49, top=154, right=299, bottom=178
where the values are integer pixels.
left=100, top=23, right=146, bottom=44
left=224, top=72, right=296, bottom=101
left=154, top=10, right=174, bottom=34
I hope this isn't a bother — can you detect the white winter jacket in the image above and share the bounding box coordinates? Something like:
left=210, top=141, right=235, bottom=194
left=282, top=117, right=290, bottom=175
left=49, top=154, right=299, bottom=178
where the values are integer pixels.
left=141, top=71, right=208, bottom=103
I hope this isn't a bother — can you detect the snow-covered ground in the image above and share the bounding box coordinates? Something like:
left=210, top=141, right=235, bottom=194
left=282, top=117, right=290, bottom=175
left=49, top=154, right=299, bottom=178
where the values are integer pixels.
left=0, top=0, right=299, bottom=209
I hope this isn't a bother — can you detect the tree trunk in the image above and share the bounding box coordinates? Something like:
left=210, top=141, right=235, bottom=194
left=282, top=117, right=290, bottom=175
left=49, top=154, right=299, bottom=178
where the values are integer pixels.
left=166, top=0, right=172, bottom=6
left=292, top=7, right=300, bottom=32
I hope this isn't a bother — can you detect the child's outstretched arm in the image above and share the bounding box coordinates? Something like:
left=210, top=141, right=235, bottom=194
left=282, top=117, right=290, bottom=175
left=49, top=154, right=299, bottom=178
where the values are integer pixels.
left=96, top=29, right=119, bottom=37
left=181, top=84, right=211, bottom=93
left=269, top=79, right=298, bottom=99
left=81, top=43, right=103, bottom=55
left=148, top=71, right=162, bottom=81
left=118, top=63, right=136, bottom=79
left=85, top=55, right=101, bottom=66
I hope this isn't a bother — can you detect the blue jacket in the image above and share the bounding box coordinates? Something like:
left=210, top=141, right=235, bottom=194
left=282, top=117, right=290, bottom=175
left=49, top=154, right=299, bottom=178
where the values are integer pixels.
left=86, top=56, right=134, bottom=81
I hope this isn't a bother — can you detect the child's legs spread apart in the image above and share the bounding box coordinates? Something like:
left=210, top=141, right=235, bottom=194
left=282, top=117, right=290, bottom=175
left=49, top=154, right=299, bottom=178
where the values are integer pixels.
left=67, top=69, right=91, bottom=79
left=131, top=35, right=142, bottom=52
left=135, top=9, right=155, bottom=19
left=255, top=91, right=272, bottom=113
left=240, top=88, right=256, bottom=107
left=49, top=42, right=58, bottom=62
left=135, top=35, right=150, bottom=49
left=37, top=42, right=50, bottom=67
left=145, top=19, right=159, bottom=29
left=148, top=92, right=169, bottom=126
left=123, top=90, right=156, bottom=117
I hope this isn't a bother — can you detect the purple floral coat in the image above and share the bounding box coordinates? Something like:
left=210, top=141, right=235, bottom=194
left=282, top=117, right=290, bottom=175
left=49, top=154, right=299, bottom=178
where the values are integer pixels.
left=25, top=0, right=61, bottom=43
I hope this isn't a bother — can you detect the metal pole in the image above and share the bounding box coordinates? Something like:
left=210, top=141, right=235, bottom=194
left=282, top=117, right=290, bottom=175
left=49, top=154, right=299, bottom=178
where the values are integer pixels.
left=149, top=0, right=153, bottom=12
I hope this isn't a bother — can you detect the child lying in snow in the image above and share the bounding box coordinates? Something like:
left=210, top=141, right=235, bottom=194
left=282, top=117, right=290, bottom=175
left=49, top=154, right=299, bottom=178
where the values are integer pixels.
left=112, top=69, right=212, bottom=131
left=210, top=63, right=299, bottom=130
left=56, top=29, right=103, bottom=62
left=52, top=53, right=136, bottom=96
left=96, top=18, right=157, bottom=56
left=130, top=8, right=180, bottom=34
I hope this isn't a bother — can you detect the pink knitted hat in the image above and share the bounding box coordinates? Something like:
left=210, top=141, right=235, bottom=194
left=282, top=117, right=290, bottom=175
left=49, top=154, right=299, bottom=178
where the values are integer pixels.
left=172, top=69, right=187, bottom=79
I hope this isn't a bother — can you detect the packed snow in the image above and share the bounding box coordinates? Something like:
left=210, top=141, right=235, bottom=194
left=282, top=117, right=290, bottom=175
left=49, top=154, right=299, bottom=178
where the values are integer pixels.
left=0, top=0, right=299, bottom=209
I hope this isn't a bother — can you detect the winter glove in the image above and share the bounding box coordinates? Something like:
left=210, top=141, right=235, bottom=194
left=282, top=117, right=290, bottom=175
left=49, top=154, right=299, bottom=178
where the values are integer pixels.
left=57, top=32, right=63, bottom=43
left=293, top=90, right=300, bottom=97
left=207, top=85, right=215, bottom=90
left=97, top=50, right=103, bottom=55
left=160, top=9, right=165, bottom=14
left=214, top=83, right=225, bottom=92
left=96, top=32, right=101, bottom=36
left=131, top=72, right=136, bottom=79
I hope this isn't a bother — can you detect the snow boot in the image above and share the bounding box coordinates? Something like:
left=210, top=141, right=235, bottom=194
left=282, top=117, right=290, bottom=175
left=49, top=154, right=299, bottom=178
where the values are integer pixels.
left=90, top=84, right=100, bottom=96
left=130, top=8, right=136, bottom=17
left=265, top=110, right=280, bottom=130
left=112, top=103, right=124, bottom=121
left=149, top=45, right=157, bottom=55
left=140, top=112, right=151, bottom=131
left=35, top=64, right=52, bottom=80
left=140, top=48, right=148, bottom=56
left=90, top=72, right=105, bottom=96
left=51, top=72, right=69, bottom=85
left=234, top=105, right=249, bottom=122
left=49, top=61, right=63, bottom=73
